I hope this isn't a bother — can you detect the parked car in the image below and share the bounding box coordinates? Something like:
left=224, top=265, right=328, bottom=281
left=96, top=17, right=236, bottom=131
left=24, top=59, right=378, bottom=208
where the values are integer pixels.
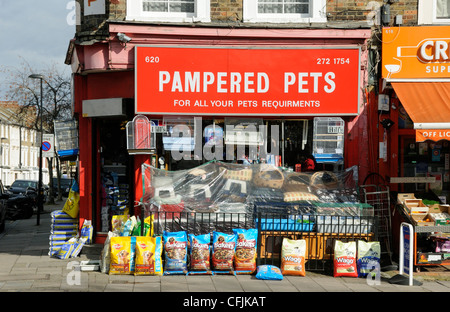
left=8, top=179, right=47, bottom=203
left=6, top=186, right=35, bottom=220
left=0, top=180, right=8, bottom=232
left=51, top=177, right=73, bottom=197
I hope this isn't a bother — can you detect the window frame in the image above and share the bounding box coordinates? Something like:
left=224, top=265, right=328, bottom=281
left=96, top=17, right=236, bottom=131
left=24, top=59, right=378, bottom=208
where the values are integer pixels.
left=243, top=0, right=326, bottom=23
left=418, top=0, right=450, bottom=25
left=433, top=0, right=450, bottom=23
left=126, top=0, right=211, bottom=23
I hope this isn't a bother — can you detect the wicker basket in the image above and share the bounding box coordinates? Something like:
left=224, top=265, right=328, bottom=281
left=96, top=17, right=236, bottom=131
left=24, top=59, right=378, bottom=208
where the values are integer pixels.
left=222, top=168, right=253, bottom=181
left=285, top=172, right=312, bottom=187
left=310, top=171, right=339, bottom=189
left=253, top=165, right=285, bottom=189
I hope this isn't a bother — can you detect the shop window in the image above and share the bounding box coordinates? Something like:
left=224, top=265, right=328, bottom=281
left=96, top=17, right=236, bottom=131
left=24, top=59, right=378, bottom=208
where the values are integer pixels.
left=418, top=0, right=450, bottom=24
left=126, top=0, right=211, bottom=22
left=243, top=0, right=326, bottom=23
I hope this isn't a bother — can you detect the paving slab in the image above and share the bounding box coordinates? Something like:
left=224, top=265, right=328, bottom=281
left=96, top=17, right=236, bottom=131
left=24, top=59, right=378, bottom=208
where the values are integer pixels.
left=133, top=282, right=161, bottom=292
left=235, top=275, right=272, bottom=292
left=285, top=276, right=326, bottom=292
left=212, top=275, right=244, bottom=292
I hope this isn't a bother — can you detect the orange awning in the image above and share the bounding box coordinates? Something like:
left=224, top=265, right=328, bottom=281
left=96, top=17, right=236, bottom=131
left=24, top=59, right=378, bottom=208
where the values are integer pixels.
left=391, top=82, right=450, bottom=142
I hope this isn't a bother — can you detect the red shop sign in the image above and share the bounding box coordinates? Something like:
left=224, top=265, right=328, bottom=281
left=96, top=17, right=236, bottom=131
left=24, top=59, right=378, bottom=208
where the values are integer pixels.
left=135, top=46, right=361, bottom=116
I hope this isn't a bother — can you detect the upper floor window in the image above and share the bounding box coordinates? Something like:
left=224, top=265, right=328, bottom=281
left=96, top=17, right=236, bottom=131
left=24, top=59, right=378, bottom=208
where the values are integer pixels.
left=244, top=0, right=326, bottom=23
left=418, top=0, right=450, bottom=24
left=127, top=0, right=210, bottom=22
left=436, top=0, right=450, bottom=20
left=143, top=0, right=194, bottom=13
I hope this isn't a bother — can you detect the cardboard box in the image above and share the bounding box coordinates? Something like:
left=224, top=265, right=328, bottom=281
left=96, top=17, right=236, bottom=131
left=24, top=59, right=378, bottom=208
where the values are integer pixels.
left=404, top=199, right=426, bottom=209
left=398, top=193, right=415, bottom=204
left=429, top=212, right=450, bottom=226
left=417, top=252, right=443, bottom=264
left=428, top=204, right=449, bottom=213
left=413, top=213, right=434, bottom=226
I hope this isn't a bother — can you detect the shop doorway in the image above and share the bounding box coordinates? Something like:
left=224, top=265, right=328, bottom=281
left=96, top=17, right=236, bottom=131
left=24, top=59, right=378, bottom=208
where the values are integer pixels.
left=98, top=118, right=134, bottom=232
left=398, top=135, right=449, bottom=203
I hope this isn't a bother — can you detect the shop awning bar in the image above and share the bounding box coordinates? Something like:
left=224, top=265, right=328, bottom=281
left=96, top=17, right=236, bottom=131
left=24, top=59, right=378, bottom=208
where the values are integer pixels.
left=414, top=123, right=450, bottom=130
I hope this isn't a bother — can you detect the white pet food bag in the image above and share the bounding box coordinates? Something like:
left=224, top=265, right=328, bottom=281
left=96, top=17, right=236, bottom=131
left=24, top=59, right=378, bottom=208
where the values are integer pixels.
left=357, top=241, right=380, bottom=277
left=333, top=240, right=357, bottom=277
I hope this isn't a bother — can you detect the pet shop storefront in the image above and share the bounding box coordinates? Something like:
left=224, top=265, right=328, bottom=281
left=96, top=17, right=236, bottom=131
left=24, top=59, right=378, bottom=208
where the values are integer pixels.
left=68, top=24, right=372, bottom=244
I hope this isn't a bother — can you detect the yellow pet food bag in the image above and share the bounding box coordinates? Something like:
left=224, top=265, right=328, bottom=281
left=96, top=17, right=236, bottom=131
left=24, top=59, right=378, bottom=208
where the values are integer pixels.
left=109, top=236, right=135, bottom=275
left=134, top=236, right=163, bottom=276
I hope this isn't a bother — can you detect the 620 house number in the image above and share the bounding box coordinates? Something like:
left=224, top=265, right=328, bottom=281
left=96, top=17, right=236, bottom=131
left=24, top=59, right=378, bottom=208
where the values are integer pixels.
left=145, top=56, right=160, bottom=63
left=317, top=58, right=350, bottom=65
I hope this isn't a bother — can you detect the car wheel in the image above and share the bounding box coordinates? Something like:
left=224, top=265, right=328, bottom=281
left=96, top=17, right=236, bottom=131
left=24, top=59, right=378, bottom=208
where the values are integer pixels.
left=0, top=219, right=5, bottom=233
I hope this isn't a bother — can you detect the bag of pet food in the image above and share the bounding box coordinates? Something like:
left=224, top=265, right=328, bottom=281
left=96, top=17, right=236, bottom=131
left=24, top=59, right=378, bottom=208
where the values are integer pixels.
left=62, top=180, right=80, bottom=218
left=135, top=236, right=163, bottom=276
left=255, top=265, right=283, bottom=281
left=212, top=231, right=236, bottom=274
left=122, top=216, right=137, bottom=237
left=131, top=215, right=154, bottom=237
left=188, top=233, right=212, bottom=275
left=357, top=241, right=381, bottom=277
left=109, top=236, right=136, bottom=275
left=233, top=228, right=257, bottom=274
left=111, top=215, right=128, bottom=235
left=163, top=231, right=188, bottom=275
left=281, top=238, right=306, bottom=276
left=333, top=240, right=358, bottom=277
left=100, top=231, right=118, bottom=274
left=80, top=220, right=93, bottom=244
left=53, top=240, right=75, bottom=260
left=70, top=237, right=87, bottom=258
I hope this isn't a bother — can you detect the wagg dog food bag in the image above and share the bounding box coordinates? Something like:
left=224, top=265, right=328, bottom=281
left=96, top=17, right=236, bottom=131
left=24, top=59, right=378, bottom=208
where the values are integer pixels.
left=135, top=236, right=163, bottom=276
left=281, top=238, right=306, bottom=276
left=212, top=232, right=236, bottom=274
left=357, top=241, right=380, bottom=277
left=233, top=228, right=258, bottom=274
left=333, top=240, right=358, bottom=277
left=110, top=236, right=135, bottom=275
left=163, top=231, right=188, bottom=275
left=188, top=233, right=212, bottom=274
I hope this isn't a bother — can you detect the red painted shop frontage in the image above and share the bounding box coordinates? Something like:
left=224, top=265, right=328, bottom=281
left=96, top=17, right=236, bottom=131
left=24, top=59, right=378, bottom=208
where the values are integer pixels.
left=66, top=23, right=373, bottom=244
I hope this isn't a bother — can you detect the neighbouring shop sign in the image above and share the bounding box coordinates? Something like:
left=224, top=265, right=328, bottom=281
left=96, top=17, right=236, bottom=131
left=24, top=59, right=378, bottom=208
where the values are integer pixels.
left=416, top=129, right=450, bottom=142
left=382, top=26, right=450, bottom=80
left=135, top=46, right=360, bottom=116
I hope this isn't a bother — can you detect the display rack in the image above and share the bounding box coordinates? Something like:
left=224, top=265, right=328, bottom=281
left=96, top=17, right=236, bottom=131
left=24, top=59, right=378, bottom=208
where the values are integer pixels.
left=397, top=201, right=450, bottom=270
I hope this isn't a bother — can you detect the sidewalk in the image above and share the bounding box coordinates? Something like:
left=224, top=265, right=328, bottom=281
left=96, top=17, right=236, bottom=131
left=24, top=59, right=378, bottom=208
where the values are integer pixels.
left=1, top=201, right=450, bottom=294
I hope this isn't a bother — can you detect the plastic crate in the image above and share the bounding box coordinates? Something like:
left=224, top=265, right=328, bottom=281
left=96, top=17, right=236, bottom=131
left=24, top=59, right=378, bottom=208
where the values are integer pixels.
left=255, top=216, right=314, bottom=232
left=316, top=216, right=373, bottom=234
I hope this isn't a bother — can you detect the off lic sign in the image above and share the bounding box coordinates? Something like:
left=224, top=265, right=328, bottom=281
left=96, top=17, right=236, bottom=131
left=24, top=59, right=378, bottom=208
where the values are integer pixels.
left=382, top=26, right=450, bottom=80
left=135, top=46, right=361, bottom=116
left=416, top=129, right=450, bottom=142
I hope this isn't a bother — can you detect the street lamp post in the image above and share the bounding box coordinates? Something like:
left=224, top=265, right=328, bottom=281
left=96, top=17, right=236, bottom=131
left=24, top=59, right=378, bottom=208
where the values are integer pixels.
left=28, top=74, right=44, bottom=226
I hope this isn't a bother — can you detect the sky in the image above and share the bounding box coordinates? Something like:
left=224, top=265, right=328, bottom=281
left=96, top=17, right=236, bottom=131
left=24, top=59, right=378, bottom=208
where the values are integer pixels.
left=0, top=0, right=76, bottom=97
